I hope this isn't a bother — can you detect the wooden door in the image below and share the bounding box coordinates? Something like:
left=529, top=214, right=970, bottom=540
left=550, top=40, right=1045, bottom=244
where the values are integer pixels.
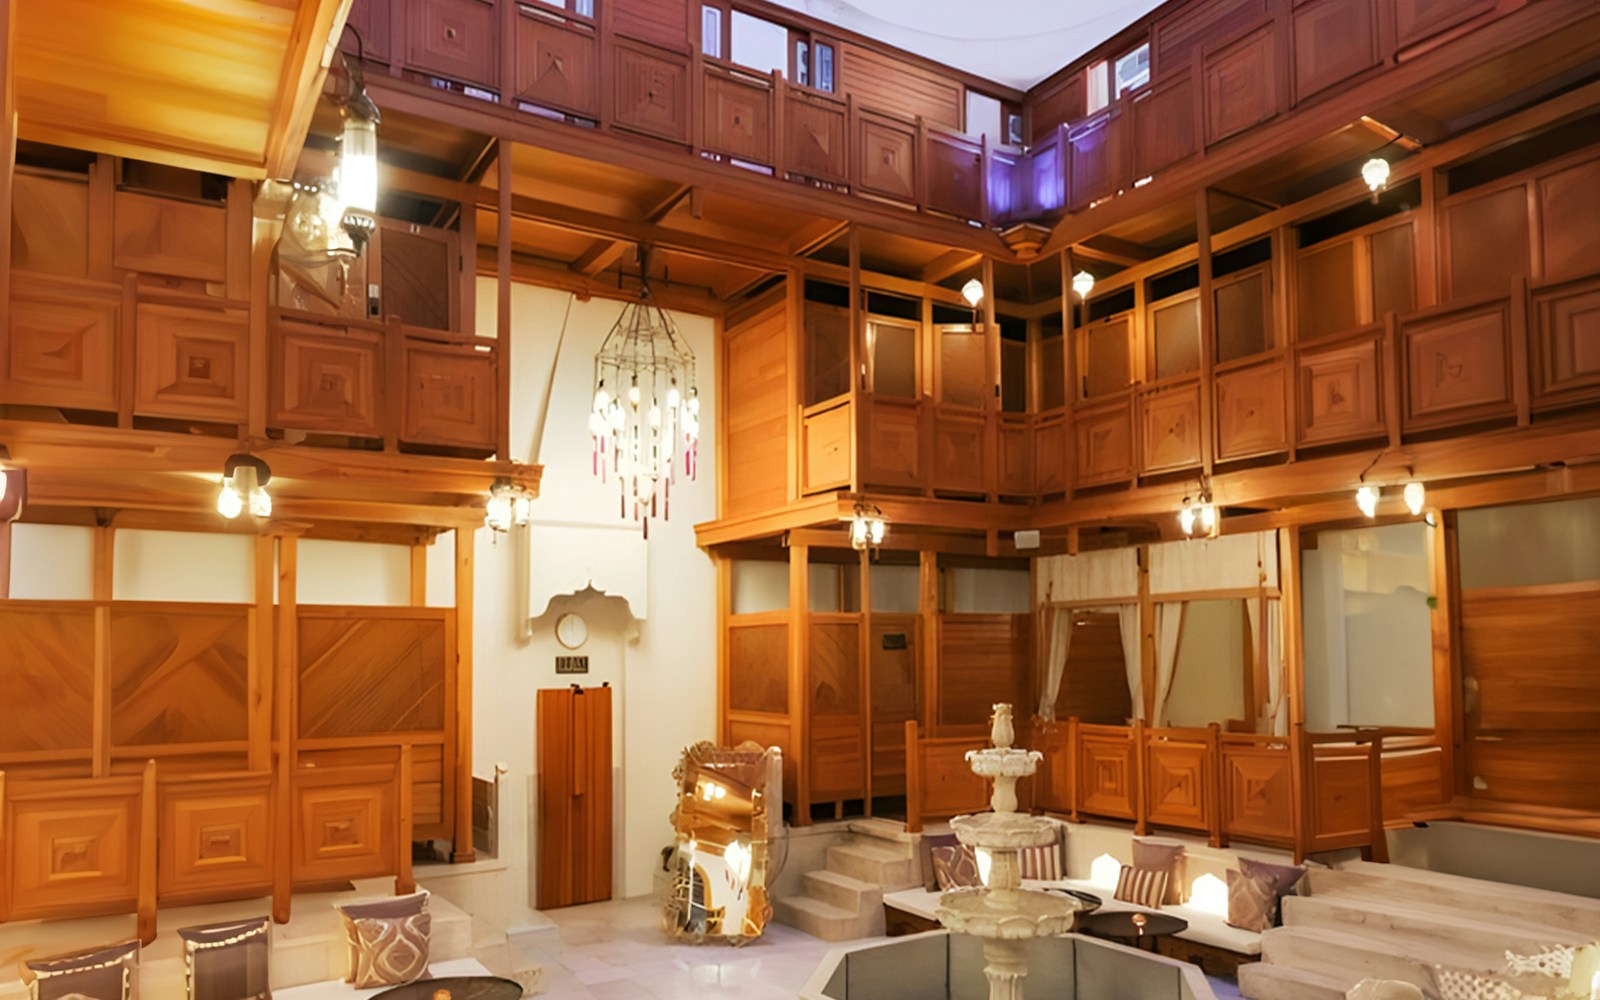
left=869, top=615, right=920, bottom=799
left=536, top=685, right=613, bottom=909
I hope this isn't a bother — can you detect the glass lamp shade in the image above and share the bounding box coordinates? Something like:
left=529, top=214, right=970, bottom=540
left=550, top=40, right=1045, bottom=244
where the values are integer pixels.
left=1178, top=504, right=1196, bottom=535
left=217, top=478, right=244, bottom=519
left=1072, top=270, right=1095, bottom=300
left=1403, top=481, right=1426, bottom=516
left=1361, top=156, right=1390, bottom=193
left=961, top=278, right=985, bottom=308
left=1356, top=485, right=1380, bottom=518
left=340, top=115, right=379, bottom=216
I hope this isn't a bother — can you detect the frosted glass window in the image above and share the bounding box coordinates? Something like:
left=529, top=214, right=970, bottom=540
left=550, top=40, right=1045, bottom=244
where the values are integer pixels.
left=869, top=320, right=917, bottom=399
left=1165, top=599, right=1247, bottom=729
left=815, top=42, right=835, bottom=92
left=870, top=564, right=920, bottom=613
left=731, top=11, right=787, bottom=76
left=732, top=559, right=788, bottom=614
left=808, top=561, right=860, bottom=613
left=1114, top=44, right=1149, bottom=97
left=113, top=529, right=255, bottom=603
left=940, top=326, right=987, bottom=408
left=298, top=540, right=410, bottom=606
left=946, top=568, right=1030, bottom=613
left=8, top=523, right=94, bottom=600
left=425, top=532, right=456, bottom=608
left=965, top=91, right=1003, bottom=144
left=1086, top=60, right=1110, bottom=114
left=1301, top=523, right=1434, bottom=730
left=701, top=5, right=723, bottom=59
left=1457, top=497, right=1600, bottom=589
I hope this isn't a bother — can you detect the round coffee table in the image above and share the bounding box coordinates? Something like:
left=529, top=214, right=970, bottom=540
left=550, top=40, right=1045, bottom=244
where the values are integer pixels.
left=1079, top=911, right=1188, bottom=952
left=372, top=976, right=524, bottom=1000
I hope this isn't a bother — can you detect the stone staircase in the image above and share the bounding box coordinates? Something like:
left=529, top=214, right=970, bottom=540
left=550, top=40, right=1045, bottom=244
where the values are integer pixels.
left=772, top=820, right=921, bottom=941
left=1239, top=860, right=1600, bottom=1000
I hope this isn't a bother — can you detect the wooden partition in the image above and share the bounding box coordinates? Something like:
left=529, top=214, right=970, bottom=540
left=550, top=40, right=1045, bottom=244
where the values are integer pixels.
left=903, top=719, right=989, bottom=833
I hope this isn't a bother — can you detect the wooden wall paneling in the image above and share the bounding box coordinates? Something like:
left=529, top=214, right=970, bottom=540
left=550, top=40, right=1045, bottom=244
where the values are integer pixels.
left=1379, top=745, right=1449, bottom=821
left=1203, top=21, right=1278, bottom=147
left=1027, top=128, right=1066, bottom=216
left=1138, top=381, right=1203, bottom=475
left=997, top=415, right=1031, bottom=495
left=788, top=544, right=810, bottom=822
left=905, top=723, right=990, bottom=830
left=156, top=770, right=273, bottom=904
left=1534, top=155, right=1600, bottom=285
left=133, top=302, right=249, bottom=423
left=344, top=0, right=393, bottom=64
left=1401, top=299, right=1515, bottom=432
left=1461, top=584, right=1600, bottom=734
left=380, top=221, right=458, bottom=334
left=800, top=400, right=851, bottom=494
left=1391, top=0, right=1498, bottom=51
left=868, top=613, right=917, bottom=798
left=1073, top=399, right=1135, bottom=486
left=932, top=409, right=986, bottom=495
left=839, top=41, right=961, bottom=131
left=269, top=317, right=384, bottom=437
left=702, top=67, right=774, bottom=165
left=1369, top=222, right=1418, bottom=323
left=810, top=716, right=864, bottom=805
left=401, top=337, right=498, bottom=452
left=0, top=605, right=96, bottom=757
left=536, top=685, right=612, bottom=907
left=289, top=760, right=398, bottom=885
left=935, top=615, right=1029, bottom=731
left=1304, top=745, right=1376, bottom=852
left=296, top=608, right=448, bottom=739
left=1033, top=414, right=1066, bottom=494
left=782, top=89, right=849, bottom=185
left=728, top=621, right=788, bottom=713
left=1151, top=0, right=1265, bottom=81
left=4, top=280, right=119, bottom=410
left=809, top=619, right=861, bottom=718
left=406, top=0, right=499, bottom=90
left=1218, top=738, right=1294, bottom=846
left=1290, top=0, right=1380, bottom=104
left=1296, top=238, right=1361, bottom=342
left=1067, top=110, right=1124, bottom=212
left=109, top=607, right=251, bottom=751
left=1029, top=77, right=1082, bottom=146
left=923, top=129, right=984, bottom=222
left=1530, top=275, right=1600, bottom=410
left=1296, top=332, right=1385, bottom=446
left=1131, top=71, right=1197, bottom=180
left=10, top=172, right=90, bottom=276
left=1214, top=359, right=1289, bottom=460
left=1440, top=183, right=1531, bottom=304
left=2, top=770, right=146, bottom=922
left=1143, top=732, right=1211, bottom=834
left=609, top=0, right=688, bottom=51
left=723, top=303, right=788, bottom=514
left=1077, top=725, right=1137, bottom=821
left=854, top=110, right=919, bottom=206
left=513, top=7, right=601, bottom=117
left=861, top=397, right=922, bottom=489
left=611, top=37, right=691, bottom=144
left=112, top=191, right=228, bottom=284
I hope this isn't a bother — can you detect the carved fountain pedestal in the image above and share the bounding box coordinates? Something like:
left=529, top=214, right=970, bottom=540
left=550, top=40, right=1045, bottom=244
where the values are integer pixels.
left=935, top=704, right=1080, bottom=1000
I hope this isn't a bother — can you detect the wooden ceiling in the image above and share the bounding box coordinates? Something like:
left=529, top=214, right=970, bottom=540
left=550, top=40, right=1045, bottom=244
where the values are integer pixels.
left=12, top=0, right=351, bottom=178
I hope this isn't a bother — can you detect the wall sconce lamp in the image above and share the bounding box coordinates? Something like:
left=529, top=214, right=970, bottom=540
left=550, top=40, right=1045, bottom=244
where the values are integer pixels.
left=218, top=454, right=272, bottom=519
left=485, top=478, right=534, bottom=533
left=960, top=278, right=985, bottom=308
left=1355, top=484, right=1380, bottom=518
left=849, top=501, right=887, bottom=551
left=1072, top=270, right=1095, bottom=301
left=1403, top=481, right=1426, bottom=516
left=335, top=35, right=381, bottom=252
left=1178, top=479, right=1218, bottom=538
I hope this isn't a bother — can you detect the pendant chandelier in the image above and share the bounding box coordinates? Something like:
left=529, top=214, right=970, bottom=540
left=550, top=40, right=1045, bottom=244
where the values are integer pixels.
left=589, top=247, right=699, bottom=532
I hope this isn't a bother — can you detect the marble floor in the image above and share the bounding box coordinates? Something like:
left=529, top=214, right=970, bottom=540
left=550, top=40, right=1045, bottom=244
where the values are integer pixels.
left=526, top=897, right=1246, bottom=999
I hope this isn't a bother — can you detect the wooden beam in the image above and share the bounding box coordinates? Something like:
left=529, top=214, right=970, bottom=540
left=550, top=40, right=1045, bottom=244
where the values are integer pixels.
left=921, top=249, right=983, bottom=284
left=452, top=525, right=475, bottom=862
left=272, top=534, right=297, bottom=924
left=569, top=182, right=693, bottom=277
left=479, top=246, right=725, bottom=317
left=497, top=144, right=513, bottom=460
left=785, top=218, right=849, bottom=257
left=264, top=0, right=354, bottom=177
left=1077, top=236, right=1158, bottom=266
left=250, top=534, right=275, bottom=772
left=788, top=543, right=811, bottom=824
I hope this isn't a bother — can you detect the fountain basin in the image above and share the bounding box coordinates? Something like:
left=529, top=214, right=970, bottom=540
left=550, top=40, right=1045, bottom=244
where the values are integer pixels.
left=936, top=887, right=1079, bottom=941
left=950, top=812, right=1058, bottom=851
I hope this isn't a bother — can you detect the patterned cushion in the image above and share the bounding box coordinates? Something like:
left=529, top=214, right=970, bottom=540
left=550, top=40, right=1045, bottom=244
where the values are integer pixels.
left=1345, top=979, right=1424, bottom=1000
left=1226, top=868, right=1278, bottom=932
left=929, top=843, right=983, bottom=891
left=1429, top=966, right=1525, bottom=1000
left=177, top=917, right=270, bottom=1000
left=27, top=941, right=139, bottom=1000
left=1018, top=828, right=1063, bottom=881
left=1131, top=837, right=1187, bottom=905
left=335, top=890, right=431, bottom=989
left=1242, top=857, right=1304, bottom=927
left=1113, top=863, right=1168, bottom=908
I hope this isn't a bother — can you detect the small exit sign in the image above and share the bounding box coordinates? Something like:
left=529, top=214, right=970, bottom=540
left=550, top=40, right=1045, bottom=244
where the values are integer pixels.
left=556, top=655, right=589, bottom=675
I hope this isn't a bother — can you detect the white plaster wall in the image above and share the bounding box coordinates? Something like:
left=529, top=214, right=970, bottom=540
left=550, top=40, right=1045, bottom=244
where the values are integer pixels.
left=112, top=529, right=256, bottom=603
left=870, top=564, right=919, bottom=612
left=297, top=539, right=411, bottom=606
left=1164, top=599, right=1247, bottom=729
left=7, top=523, right=94, bottom=599
left=732, top=559, right=788, bottom=614
left=947, top=567, right=1030, bottom=613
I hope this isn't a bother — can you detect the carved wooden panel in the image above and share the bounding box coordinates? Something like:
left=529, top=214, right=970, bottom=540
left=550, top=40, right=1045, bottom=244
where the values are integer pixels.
left=1297, top=336, right=1385, bottom=446
left=917, top=738, right=990, bottom=819
left=938, top=616, right=1029, bottom=729
left=1145, top=740, right=1208, bottom=832
left=1139, top=382, right=1203, bottom=475
left=4, top=284, right=119, bottom=409
left=1204, top=23, right=1277, bottom=146
left=1392, top=0, right=1497, bottom=50
left=610, top=0, right=688, bottom=51
left=1536, top=157, right=1600, bottom=285
left=856, top=112, right=918, bottom=204
left=11, top=173, right=89, bottom=276
left=157, top=773, right=273, bottom=903
left=1220, top=743, right=1294, bottom=845
left=783, top=91, right=848, bottom=185
left=1131, top=73, right=1196, bottom=179
left=1297, top=239, right=1360, bottom=341
left=801, top=402, right=851, bottom=494
left=110, top=608, right=250, bottom=748
left=1531, top=276, right=1600, bottom=411
left=291, top=763, right=396, bottom=885
left=381, top=223, right=456, bottom=334
left=933, top=410, right=986, bottom=495
left=407, top=0, right=499, bottom=89
left=997, top=417, right=1031, bottom=495
left=703, top=69, right=773, bottom=164
left=1078, top=731, right=1137, bottom=820
left=113, top=191, right=228, bottom=283
left=1074, top=402, right=1134, bottom=487
left=343, top=0, right=392, bottom=64
left=1292, top=0, right=1380, bottom=103
left=1307, top=753, right=1372, bottom=846
left=612, top=39, right=690, bottom=144
left=729, top=623, right=788, bottom=714
left=1215, top=361, right=1289, bottom=461
left=403, top=339, right=498, bottom=452
left=0, top=607, right=96, bottom=755
left=1403, top=301, right=1513, bottom=432
left=810, top=621, right=861, bottom=717
left=270, top=319, right=384, bottom=437
left=863, top=398, right=922, bottom=490
left=5, top=775, right=143, bottom=920
left=134, top=303, right=248, bottom=423
left=1441, top=185, right=1530, bottom=303
left=298, top=611, right=449, bottom=739
left=1033, top=416, right=1066, bottom=494
left=1152, top=0, right=1265, bottom=79
left=513, top=12, right=600, bottom=117
left=924, top=131, right=983, bottom=221
left=1068, top=110, right=1124, bottom=211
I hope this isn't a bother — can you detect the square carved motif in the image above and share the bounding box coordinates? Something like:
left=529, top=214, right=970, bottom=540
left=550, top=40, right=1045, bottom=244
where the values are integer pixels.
left=612, top=42, right=688, bottom=143
left=1404, top=305, right=1512, bottom=430
left=4, top=292, right=119, bottom=410
left=858, top=119, right=916, bottom=202
left=134, top=304, right=247, bottom=423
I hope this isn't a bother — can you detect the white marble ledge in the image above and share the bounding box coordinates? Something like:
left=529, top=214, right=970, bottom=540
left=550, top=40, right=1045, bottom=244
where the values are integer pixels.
left=274, top=957, right=498, bottom=999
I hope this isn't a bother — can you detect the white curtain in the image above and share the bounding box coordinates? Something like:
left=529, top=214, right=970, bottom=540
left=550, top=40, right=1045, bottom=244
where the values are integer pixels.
left=1036, top=548, right=1140, bottom=604
left=1116, top=604, right=1143, bottom=723
left=1265, top=597, right=1286, bottom=736
left=1149, top=530, right=1279, bottom=594
left=1152, top=602, right=1186, bottom=727
left=1038, top=606, right=1073, bottom=720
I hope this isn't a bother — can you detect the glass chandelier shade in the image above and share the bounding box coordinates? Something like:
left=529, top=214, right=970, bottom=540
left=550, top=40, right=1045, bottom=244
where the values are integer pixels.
left=590, top=274, right=699, bottom=530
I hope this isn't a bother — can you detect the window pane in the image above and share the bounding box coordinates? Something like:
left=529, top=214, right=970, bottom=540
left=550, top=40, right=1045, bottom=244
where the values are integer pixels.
left=869, top=320, right=917, bottom=399
left=1152, top=297, right=1200, bottom=380
left=1083, top=317, right=1129, bottom=398
left=815, top=42, right=835, bottom=92
left=731, top=559, right=788, bottom=614
left=1215, top=271, right=1268, bottom=362
left=1458, top=496, right=1600, bottom=589
left=1006, top=112, right=1023, bottom=147
left=574, top=0, right=594, bottom=15
left=1115, top=43, right=1150, bottom=96
left=805, top=301, right=850, bottom=404
left=701, top=5, right=722, bottom=58
left=965, top=91, right=1003, bottom=144
left=1039, top=329, right=1065, bottom=410
left=1370, top=223, right=1416, bottom=321
left=1165, top=600, right=1248, bottom=728
left=795, top=39, right=809, bottom=86
left=1086, top=60, right=1110, bottom=114
left=940, top=326, right=987, bottom=408
left=731, top=10, right=788, bottom=76
left=1001, top=340, right=1026, bottom=413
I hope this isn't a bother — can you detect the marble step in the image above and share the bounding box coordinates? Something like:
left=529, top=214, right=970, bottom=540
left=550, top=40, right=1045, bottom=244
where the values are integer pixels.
left=846, top=819, right=920, bottom=857
left=805, top=869, right=884, bottom=914
left=772, top=893, right=880, bottom=942
left=1261, top=925, right=1522, bottom=992
left=1281, top=893, right=1584, bottom=960
left=1238, top=960, right=1352, bottom=1000
left=1310, top=862, right=1600, bottom=938
left=826, top=843, right=920, bottom=890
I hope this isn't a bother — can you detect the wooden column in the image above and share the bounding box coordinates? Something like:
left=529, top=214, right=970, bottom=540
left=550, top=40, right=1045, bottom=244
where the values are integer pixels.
left=452, top=524, right=476, bottom=862
left=1272, top=225, right=1297, bottom=463
left=409, top=538, right=429, bottom=606
left=715, top=553, right=731, bottom=744
left=786, top=266, right=803, bottom=502
left=982, top=256, right=999, bottom=503
left=0, top=520, right=11, bottom=599
left=496, top=142, right=513, bottom=461
left=1280, top=526, right=1306, bottom=730
left=858, top=546, right=873, bottom=812
left=1429, top=510, right=1460, bottom=807
left=249, top=534, right=275, bottom=772
left=92, top=525, right=114, bottom=777
left=1137, top=544, right=1155, bottom=725
left=0, top=0, right=13, bottom=321
left=788, top=542, right=811, bottom=824
left=1061, top=250, right=1078, bottom=501
left=272, top=534, right=298, bottom=924
left=917, top=550, right=938, bottom=735
left=1195, top=188, right=1216, bottom=476
left=847, top=229, right=863, bottom=493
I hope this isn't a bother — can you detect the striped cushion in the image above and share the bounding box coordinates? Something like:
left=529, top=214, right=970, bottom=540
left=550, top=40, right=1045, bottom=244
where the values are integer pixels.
left=1113, top=863, right=1169, bottom=908
left=1018, top=842, right=1062, bottom=880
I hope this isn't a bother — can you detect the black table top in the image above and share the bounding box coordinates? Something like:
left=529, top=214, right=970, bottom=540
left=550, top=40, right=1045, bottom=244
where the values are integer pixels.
left=372, top=976, right=524, bottom=1000
left=1079, top=910, right=1189, bottom=939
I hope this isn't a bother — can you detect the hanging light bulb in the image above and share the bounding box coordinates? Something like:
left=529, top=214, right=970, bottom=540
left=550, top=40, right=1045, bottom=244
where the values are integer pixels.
left=217, top=455, right=271, bottom=520
left=961, top=278, right=985, bottom=308
left=1178, top=502, right=1197, bottom=536
left=1072, top=270, right=1095, bottom=300
left=1361, top=156, right=1390, bottom=197
left=1403, top=481, right=1426, bottom=516
left=849, top=502, right=887, bottom=551
left=1356, top=485, right=1380, bottom=518
left=216, top=476, right=243, bottom=519
left=485, top=479, right=533, bottom=533
left=1199, top=501, right=1217, bottom=534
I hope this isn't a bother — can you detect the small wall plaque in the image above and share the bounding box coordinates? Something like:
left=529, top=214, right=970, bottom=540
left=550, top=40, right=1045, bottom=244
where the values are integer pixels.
left=881, top=633, right=908, bottom=650
left=556, top=655, right=589, bottom=674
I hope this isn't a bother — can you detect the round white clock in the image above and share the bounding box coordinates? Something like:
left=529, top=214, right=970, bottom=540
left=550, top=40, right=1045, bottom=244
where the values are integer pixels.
left=555, top=612, right=588, bottom=650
